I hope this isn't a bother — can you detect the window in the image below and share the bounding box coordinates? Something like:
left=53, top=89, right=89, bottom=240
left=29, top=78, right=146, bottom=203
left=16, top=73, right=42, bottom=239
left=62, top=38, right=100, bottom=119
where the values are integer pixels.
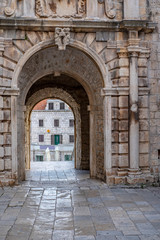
left=48, top=102, right=54, bottom=110
left=69, top=119, right=74, bottom=127
left=54, top=119, right=59, bottom=127
left=39, top=119, right=43, bottom=127
left=36, top=155, right=43, bottom=162
left=39, top=135, right=44, bottom=142
left=69, top=135, right=74, bottom=143
left=60, top=102, right=65, bottom=110
left=51, top=135, right=63, bottom=145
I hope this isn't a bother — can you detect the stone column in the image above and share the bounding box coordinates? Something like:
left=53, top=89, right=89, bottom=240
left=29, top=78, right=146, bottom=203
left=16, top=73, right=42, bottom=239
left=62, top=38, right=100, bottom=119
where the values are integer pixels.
left=128, top=32, right=141, bottom=174
left=101, top=89, right=112, bottom=183
left=104, top=95, right=112, bottom=170
left=11, top=95, right=18, bottom=180
left=129, top=51, right=139, bottom=171
left=88, top=105, right=96, bottom=178
left=0, top=39, right=4, bottom=175
left=0, top=38, right=4, bottom=81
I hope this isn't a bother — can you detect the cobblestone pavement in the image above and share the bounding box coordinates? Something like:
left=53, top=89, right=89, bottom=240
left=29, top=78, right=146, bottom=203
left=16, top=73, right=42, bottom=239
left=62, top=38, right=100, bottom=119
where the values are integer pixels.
left=0, top=162, right=160, bottom=240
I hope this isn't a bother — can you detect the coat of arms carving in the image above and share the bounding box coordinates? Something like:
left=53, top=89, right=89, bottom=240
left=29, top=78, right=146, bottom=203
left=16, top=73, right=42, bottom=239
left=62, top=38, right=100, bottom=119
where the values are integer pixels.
left=35, top=0, right=86, bottom=18
left=98, top=0, right=116, bottom=19
left=55, top=28, right=70, bottom=50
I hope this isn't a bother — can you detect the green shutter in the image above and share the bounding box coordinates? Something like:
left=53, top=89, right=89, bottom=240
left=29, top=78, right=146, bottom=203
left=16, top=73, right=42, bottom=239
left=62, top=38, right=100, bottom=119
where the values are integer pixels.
left=54, top=135, right=60, bottom=145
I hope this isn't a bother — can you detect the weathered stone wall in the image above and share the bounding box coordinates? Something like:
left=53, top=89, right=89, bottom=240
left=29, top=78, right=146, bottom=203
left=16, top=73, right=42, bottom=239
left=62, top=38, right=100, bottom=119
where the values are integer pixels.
left=146, top=0, right=160, bottom=181
left=0, top=96, right=12, bottom=184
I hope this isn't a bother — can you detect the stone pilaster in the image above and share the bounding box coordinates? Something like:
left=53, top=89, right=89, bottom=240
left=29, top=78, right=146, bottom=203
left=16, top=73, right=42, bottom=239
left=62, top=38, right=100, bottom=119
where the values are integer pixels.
left=101, top=89, right=113, bottom=184
left=0, top=38, right=4, bottom=84
left=88, top=105, right=97, bottom=178
left=127, top=31, right=142, bottom=180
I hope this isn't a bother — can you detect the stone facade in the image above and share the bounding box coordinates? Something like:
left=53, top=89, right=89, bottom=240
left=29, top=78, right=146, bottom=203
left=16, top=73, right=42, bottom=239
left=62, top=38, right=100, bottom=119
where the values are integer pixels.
left=30, top=99, right=74, bottom=162
left=0, top=0, right=159, bottom=186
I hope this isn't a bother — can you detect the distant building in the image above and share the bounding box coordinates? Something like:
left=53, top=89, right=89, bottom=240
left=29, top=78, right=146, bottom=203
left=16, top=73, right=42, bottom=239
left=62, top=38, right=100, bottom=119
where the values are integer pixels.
left=30, top=99, right=74, bottom=162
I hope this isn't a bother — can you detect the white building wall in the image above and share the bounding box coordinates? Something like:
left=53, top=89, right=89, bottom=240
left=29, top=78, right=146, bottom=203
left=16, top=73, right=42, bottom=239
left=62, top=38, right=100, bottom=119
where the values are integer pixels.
left=30, top=100, right=74, bottom=161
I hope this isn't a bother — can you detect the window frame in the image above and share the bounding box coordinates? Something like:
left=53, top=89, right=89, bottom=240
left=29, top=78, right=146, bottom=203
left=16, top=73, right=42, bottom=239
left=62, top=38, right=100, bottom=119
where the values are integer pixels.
left=48, top=102, right=54, bottom=110
left=39, top=135, right=44, bottom=142
left=54, top=119, right=59, bottom=127
left=60, top=102, right=65, bottom=110
left=69, top=119, right=74, bottom=127
left=69, top=135, right=74, bottom=143
left=39, top=119, right=44, bottom=127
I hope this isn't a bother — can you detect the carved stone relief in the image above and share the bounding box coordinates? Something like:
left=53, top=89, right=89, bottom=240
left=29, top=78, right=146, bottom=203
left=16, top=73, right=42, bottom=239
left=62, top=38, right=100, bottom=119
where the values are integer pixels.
left=55, top=28, right=70, bottom=50
left=35, top=0, right=86, bottom=18
left=98, top=0, right=116, bottom=18
left=4, top=0, right=16, bottom=16
left=149, top=0, right=160, bottom=17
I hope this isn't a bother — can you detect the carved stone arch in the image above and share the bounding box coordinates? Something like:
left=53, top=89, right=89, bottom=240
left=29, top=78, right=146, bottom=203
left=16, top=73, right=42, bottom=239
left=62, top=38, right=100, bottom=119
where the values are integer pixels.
left=11, top=39, right=112, bottom=182
left=12, top=39, right=109, bottom=89
left=25, top=87, right=81, bottom=171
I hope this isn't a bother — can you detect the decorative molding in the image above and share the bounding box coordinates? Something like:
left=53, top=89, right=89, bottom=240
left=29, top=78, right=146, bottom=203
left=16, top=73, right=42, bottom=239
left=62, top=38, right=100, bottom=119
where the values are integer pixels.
left=55, top=28, right=70, bottom=50
left=139, top=87, right=150, bottom=96
left=0, top=19, right=156, bottom=32
left=0, top=88, right=19, bottom=96
left=101, top=87, right=150, bottom=97
left=101, top=88, right=129, bottom=96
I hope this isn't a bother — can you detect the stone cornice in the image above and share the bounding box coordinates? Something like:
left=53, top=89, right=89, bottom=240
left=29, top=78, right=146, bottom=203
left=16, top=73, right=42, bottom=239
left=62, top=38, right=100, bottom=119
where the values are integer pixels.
left=0, top=18, right=156, bottom=32
left=101, top=87, right=150, bottom=96
left=0, top=87, right=19, bottom=96
left=101, top=88, right=129, bottom=96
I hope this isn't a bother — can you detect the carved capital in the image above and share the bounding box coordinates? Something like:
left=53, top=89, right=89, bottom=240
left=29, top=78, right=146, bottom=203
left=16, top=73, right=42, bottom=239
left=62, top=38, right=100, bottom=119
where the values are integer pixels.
left=128, top=46, right=141, bottom=58
left=117, top=48, right=128, bottom=58
left=139, top=50, right=150, bottom=59
left=55, top=28, right=70, bottom=51
left=129, top=52, right=139, bottom=58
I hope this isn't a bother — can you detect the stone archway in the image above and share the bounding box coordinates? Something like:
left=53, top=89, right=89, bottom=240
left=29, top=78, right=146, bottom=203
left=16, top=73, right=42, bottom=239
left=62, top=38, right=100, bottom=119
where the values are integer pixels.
left=25, top=87, right=81, bottom=171
left=12, top=42, right=108, bottom=182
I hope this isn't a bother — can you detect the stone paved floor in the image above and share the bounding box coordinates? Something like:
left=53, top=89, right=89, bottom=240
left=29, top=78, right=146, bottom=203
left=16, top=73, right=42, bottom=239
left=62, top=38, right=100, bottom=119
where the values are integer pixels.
left=0, top=162, right=160, bottom=240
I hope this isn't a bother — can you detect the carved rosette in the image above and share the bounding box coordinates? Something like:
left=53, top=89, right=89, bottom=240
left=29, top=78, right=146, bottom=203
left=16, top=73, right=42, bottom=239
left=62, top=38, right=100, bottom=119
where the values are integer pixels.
left=55, top=28, right=70, bottom=51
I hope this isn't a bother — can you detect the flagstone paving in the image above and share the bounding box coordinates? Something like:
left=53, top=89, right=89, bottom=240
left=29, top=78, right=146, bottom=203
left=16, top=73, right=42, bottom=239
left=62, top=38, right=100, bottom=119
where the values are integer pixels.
left=0, top=162, right=160, bottom=240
